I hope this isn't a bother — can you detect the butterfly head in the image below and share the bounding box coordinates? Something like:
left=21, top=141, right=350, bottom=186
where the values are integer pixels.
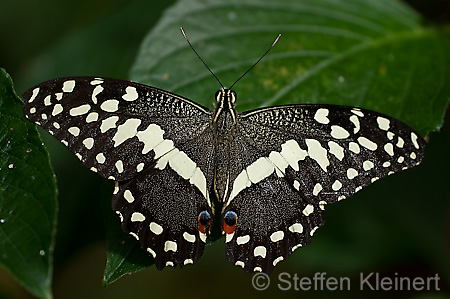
left=215, top=88, right=236, bottom=108
left=213, top=88, right=237, bottom=124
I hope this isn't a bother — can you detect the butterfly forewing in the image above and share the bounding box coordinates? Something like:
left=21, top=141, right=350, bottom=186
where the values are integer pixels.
left=238, top=105, right=425, bottom=205
left=23, top=77, right=216, bottom=269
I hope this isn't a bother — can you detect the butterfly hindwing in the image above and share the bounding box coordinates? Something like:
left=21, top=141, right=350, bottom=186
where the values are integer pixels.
left=113, top=165, right=212, bottom=269
left=223, top=172, right=324, bottom=273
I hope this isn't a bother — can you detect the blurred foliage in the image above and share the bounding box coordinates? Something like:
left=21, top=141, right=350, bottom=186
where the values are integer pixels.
left=0, top=69, right=57, bottom=298
left=0, top=0, right=449, bottom=298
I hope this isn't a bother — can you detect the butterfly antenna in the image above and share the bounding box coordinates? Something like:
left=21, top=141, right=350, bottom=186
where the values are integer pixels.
left=229, top=33, right=281, bottom=90
left=180, top=27, right=224, bottom=89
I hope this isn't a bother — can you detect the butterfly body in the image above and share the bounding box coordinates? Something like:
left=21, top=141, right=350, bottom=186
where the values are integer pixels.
left=23, top=77, right=425, bottom=273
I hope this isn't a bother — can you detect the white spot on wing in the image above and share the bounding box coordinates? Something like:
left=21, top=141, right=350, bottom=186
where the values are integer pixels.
left=90, top=78, right=103, bottom=85
left=131, top=212, right=145, bottom=222
left=306, top=139, right=329, bottom=172
left=100, top=99, right=119, bottom=112
left=254, top=246, right=267, bottom=258
left=183, top=232, right=196, bottom=243
left=122, top=86, right=139, bottom=101
left=184, top=259, right=194, bottom=265
left=44, top=95, right=51, bottom=106
left=29, top=88, right=39, bottom=102
left=384, top=143, right=394, bottom=156
left=168, top=151, right=196, bottom=180
left=313, top=183, right=322, bottom=196
left=387, top=132, right=395, bottom=140
left=349, top=142, right=360, bottom=154
left=347, top=168, right=358, bottom=179
left=136, top=163, right=145, bottom=172
left=279, top=140, right=307, bottom=171
left=351, top=109, right=364, bottom=117
left=377, top=117, right=390, bottom=131
left=289, top=223, right=303, bottom=233
left=164, top=241, right=177, bottom=252
left=273, top=256, right=284, bottom=266
left=292, top=244, right=303, bottom=252
left=237, top=235, right=250, bottom=245
left=82, top=138, right=94, bottom=149
left=115, top=160, right=124, bottom=173
left=332, top=180, right=342, bottom=191
left=411, top=132, right=420, bottom=149
left=70, top=104, right=91, bottom=116
left=137, top=124, right=165, bottom=154
left=100, top=116, right=119, bottom=133
left=310, top=226, right=319, bottom=236
left=92, top=85, right=103, bottom=104
left=68, top=127, right=80, bottom=136
left=268, top=151, right=288, bottom=177
left=96, top=153, right=106, bottom=164
left=147, top=247, right=156, bottom=258
left=225, top=232, right=234, bottom=243
left=350, top=115, right=360, bottom=133
left=293, top=180, right=300, bottom=191
left=363, top=160, right=374, bottom=171
left=302, top=204, right=314, bottom=216
left=149, top=222, right=163, bottom=235
left=328, top=141, right=344, bottom=160
left=357, top=136, right=377, bottom=151
left=246, top=157, right=275, bottom=183
left=52, top=104, right=63, bottom=116
left=113, top=119, right=142, bottom=147
left=62, top=80, right=76, bottom=92
left=314, top=108, right=329, bottom=124
left=153, top=140, right=175, bottom=159
left=113, top=182, right=119, bottom=194
left=86, top=112, right=99, bottom=123
left=270, top=231, right=284, bottom=242
left=331, top=125, right=350, bottom=139
left=124, top=190, right=135, bottom=203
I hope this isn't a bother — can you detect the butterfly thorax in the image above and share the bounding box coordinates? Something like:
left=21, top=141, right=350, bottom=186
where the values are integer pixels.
left=212, top=88, right=238, bottom=202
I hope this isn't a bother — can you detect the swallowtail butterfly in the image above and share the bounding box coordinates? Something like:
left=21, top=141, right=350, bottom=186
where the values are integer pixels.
left=22, top=35, right=425, bottom=274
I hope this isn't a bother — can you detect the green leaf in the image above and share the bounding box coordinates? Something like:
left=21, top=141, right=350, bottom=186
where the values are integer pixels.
left=102, top=191, right=154, bottom=286
left=101, top=0, right=450, bottom=281
left=131, top=0, right=450, bottom=137
left=0, top=69, right=57, bottom=298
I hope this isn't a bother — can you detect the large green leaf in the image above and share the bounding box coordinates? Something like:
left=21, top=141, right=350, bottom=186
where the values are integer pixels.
left=131, top=0, right=449, bottom=136
left=104, top=0, right=450, bottom=282
left=0, top=69, right=57, bottom=298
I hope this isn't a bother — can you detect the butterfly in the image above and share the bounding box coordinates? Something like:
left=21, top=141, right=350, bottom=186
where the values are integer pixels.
left=22, top=33, right=425, bottom=274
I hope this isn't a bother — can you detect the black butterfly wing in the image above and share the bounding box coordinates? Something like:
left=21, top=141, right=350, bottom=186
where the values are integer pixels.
left=22, top=77, right=215, bottom=269
left=223, top=104, right=425, bottom=273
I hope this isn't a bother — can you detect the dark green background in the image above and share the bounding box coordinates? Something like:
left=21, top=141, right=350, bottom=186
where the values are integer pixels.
left=1, top=0, right=449, bottom=298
